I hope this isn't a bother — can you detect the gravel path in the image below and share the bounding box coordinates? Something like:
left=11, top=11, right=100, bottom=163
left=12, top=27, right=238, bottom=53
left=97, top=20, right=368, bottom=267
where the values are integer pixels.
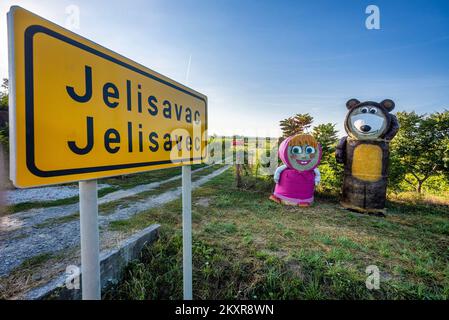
left=0, top=165, right=230, bottom=277
left=0, top=164, right=214, bottom=234
left=5, top=184, right=111, bottom=205
left=5, top=163, right=218, bottom=206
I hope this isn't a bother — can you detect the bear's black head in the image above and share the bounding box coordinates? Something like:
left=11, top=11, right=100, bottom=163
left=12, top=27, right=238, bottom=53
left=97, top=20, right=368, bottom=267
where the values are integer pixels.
left=344, top=99, right=395, bottom=140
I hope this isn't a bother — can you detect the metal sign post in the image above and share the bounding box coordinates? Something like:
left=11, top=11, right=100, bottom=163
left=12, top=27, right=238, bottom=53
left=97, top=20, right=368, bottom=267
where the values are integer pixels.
left=182, top=165, right=192, bottom=300
left=79, top=180, right=101, bottom=300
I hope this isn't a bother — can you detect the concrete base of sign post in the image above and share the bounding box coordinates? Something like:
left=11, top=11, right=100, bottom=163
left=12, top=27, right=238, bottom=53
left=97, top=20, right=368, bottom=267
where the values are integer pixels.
left=23, top=224, right=160, bottom=300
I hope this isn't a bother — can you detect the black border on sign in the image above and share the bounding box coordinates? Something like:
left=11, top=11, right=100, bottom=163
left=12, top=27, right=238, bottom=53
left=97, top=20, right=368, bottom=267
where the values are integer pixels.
left=24, top=25, right=207, bottom=177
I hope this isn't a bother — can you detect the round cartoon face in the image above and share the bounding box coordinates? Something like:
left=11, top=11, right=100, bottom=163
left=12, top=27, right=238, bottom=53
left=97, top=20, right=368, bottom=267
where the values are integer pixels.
left=346, top=105, right=388, bottom=140
left=288, top=144, right=321, bottom=171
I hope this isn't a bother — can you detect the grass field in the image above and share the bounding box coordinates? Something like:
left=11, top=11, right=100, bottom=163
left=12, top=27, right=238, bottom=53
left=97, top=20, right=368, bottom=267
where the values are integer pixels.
left=104, top=168, right=449, bottom=300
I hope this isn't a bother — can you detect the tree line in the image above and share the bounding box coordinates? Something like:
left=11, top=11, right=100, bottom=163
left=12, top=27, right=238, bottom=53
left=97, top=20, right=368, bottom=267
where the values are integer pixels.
left=1, top=77, right=448, bottom=195
left=279, top=111, right=449, bottom=195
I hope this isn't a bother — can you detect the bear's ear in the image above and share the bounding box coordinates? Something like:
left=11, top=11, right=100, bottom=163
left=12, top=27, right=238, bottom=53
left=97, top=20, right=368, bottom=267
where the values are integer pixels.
left=380, top=99, right=395, bottom=112
left=346, top=99, right=360, bottom=109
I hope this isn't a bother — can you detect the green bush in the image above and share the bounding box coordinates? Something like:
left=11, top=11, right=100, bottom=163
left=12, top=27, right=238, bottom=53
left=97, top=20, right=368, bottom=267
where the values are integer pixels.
left=0, top=122, right=8, bottom=147
left=317, top=162, right=341, bottom=194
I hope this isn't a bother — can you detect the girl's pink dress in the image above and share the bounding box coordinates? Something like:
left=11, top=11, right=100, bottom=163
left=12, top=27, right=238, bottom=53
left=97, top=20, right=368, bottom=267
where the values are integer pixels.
left=272, top=137, right=321, bottom=205
left=273, top=169, right=316, bottom=205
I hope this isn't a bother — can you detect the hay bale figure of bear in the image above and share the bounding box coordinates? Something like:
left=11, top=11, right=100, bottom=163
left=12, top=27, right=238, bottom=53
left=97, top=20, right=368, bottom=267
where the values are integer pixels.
left=335, top=99, right=399, bottom=215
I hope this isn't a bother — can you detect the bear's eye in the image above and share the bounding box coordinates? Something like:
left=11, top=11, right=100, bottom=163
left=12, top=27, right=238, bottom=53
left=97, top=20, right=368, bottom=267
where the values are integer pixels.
left=361, top=107, right=369, bottom=113
left=369, top=108, right=377, bottom=114
left=291, top=146, right=302, bottom=154
left=305, top=146, right=315, bottom=154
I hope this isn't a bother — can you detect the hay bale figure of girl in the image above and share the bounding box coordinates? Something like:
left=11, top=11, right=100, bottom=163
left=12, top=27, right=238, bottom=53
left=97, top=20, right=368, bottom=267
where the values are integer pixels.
left=269, top=134, right=322, bottom=206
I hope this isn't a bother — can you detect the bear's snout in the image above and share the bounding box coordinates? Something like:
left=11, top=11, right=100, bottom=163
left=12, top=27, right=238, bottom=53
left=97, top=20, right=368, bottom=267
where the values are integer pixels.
left=352, top=116, right=383, bottom=135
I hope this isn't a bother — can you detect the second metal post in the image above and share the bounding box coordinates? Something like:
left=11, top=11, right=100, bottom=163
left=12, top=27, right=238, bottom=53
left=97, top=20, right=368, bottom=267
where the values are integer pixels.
left=182, top=165, right=192, bottom=300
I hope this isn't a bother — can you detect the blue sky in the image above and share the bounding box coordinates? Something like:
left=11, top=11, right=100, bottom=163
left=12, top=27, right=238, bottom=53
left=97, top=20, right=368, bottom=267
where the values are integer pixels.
left=1, top=0, right=449, bottom=136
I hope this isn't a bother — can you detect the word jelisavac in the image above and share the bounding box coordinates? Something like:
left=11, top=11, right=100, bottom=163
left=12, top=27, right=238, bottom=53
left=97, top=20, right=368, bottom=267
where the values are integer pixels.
left=65, top=65, right=204, bottom=156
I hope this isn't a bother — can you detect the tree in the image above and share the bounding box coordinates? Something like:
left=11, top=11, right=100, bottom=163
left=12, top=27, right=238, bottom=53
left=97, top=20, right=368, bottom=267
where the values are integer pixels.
left=312, top=123, right=338, bottom=157
left=311, top=123, right=342, bottom=191
left=279, top=113, right=313, bottom=137
left=0, top=78, right=8, bottom=147
left=390, top=111, right=449, bottom=193
left=0, top=78, right=8, bottom=111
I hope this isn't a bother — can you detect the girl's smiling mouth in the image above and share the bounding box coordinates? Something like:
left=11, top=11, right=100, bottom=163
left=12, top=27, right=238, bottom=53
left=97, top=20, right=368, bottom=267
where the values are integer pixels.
left=296, top=159, right=311, bottom=165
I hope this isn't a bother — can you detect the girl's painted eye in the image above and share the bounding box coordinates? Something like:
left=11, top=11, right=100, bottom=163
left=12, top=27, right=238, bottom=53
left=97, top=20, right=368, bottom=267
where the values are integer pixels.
left=369, top=108, right=377, bottom=114
left=291, top=146, right=302, bottom=154
left=361, top=107, right=369, bottom=113
left=305, top=146, right=315, bottom=154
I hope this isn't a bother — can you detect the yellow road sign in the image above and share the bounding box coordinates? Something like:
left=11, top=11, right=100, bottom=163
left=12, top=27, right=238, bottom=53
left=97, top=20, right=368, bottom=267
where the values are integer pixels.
left=8, top=7, right=207, bottom=188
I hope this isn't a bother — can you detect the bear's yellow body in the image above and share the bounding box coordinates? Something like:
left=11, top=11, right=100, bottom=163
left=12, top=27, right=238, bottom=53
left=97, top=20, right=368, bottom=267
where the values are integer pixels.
left=351, top=144, right=382, bottom=182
